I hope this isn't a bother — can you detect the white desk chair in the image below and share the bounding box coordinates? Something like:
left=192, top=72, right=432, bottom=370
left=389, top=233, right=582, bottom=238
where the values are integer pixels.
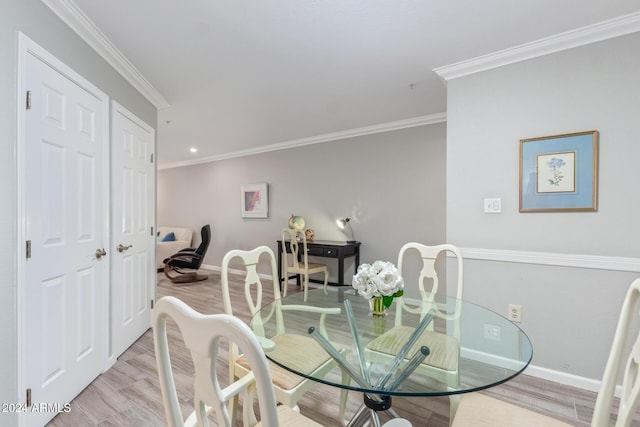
left=221, top=246, right=349, bottom=425
left=152, top=296, right=323, bottom=427
left=281, top=227, right=329, bottom=301
left=452, top=277, right=640, bottom=427
left=366, top=243, right=465, bottom=423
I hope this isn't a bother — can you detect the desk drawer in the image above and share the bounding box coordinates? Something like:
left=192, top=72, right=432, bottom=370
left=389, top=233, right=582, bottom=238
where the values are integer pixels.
left=306, top=246, right=324, bottom=256
left=307, top=246, right=339, bottom=257
left=323, top=247, right=339, bottom=257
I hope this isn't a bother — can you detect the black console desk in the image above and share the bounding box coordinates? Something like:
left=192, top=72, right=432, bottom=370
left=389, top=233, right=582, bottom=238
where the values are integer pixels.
left=276, top=239, right=361, bottom=288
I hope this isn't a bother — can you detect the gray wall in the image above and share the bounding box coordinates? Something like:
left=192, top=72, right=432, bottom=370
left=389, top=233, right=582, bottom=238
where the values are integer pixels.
left=1, top=0, right=156, bottom=422
left=158, top=123, right=447, bottom=282
left=446, top=33, right=640, bottom=381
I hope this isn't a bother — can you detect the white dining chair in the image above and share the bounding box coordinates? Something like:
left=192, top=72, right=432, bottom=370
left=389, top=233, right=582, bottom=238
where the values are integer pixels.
left=383, top=419, right=413, bottom=426
left=396, top=242, right=464, bottom=299
left=452, top=277, right=640, bottom=427
left=366, top=243, right=465, bottom=422
left=152, top=295, right=323, bottom=427
left=281, top=227, right=329, bottom=301
left=220, top=246, right=349, bottom=425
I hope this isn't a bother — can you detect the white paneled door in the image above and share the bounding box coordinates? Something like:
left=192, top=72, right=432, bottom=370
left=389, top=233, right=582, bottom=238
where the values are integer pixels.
left=24, top=49, right=109, bottom=426
left=111, top=102, right=156, bottom=359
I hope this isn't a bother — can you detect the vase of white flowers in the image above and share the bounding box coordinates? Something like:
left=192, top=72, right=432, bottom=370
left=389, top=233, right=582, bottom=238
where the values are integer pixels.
left=370, top=296, right=387, bottom=317
left=352, top=260, right=404, bottom=317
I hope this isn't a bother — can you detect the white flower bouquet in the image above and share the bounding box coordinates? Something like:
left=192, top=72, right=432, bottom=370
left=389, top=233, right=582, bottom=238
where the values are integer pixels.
left=352, top=260, right=404, bottom=309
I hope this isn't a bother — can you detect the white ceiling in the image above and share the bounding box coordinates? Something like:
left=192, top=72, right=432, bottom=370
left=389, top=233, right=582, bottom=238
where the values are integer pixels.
left=60, top=1, right=640, bottom=168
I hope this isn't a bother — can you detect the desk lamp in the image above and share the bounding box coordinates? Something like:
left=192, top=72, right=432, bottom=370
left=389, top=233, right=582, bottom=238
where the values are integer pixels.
left=336, top=218, right=356, bottom=243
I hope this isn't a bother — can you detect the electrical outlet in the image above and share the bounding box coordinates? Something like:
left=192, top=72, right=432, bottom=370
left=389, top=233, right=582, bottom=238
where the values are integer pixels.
left=508, top=304, right=522, bottom=323
left=483, top=324, right=501, bottom=341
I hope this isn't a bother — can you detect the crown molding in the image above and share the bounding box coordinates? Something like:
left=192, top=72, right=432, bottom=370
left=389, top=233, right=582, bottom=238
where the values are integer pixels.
left=434, top=11, right=640, bottom=82
left=42, top=0, right=170, bottom=109
left=159, top=113, right=447, bottom=170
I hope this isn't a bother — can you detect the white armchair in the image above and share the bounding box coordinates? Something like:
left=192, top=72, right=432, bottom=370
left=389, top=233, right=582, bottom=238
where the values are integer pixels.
left=156, top=226, right=193, bottom=269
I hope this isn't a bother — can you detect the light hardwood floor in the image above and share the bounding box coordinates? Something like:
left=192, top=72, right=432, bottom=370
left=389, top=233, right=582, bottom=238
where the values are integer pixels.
left=46, top=270, right=629, bottom=426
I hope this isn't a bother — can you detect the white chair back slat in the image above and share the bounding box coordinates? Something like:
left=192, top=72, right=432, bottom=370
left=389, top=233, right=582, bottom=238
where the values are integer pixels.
left=592, top=278, right=640, bottom=427
left=152, top=296, right=281, bottom=427
left=394, top=242, right=464, bottom=327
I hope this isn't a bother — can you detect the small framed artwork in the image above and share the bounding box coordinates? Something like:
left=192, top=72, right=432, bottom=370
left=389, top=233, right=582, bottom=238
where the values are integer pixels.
left=519, top=130, right=598, bottom=212
left=241, top=183, right=269, bottom=218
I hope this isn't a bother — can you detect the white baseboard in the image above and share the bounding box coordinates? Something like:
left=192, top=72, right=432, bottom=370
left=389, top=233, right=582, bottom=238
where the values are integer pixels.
left=523, top=364, right=603, bottom=394
left=462, top=348, right=605, bottom=394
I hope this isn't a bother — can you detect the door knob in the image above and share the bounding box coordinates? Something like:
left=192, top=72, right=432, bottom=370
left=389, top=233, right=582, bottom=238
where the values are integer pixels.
left=95, top=248, right=107, bottom=259
left=117, top=244, right=133, bottom=253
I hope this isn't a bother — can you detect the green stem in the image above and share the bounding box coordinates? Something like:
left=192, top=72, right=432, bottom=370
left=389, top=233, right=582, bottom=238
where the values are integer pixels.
left=372, top=296, right=386, bottom=316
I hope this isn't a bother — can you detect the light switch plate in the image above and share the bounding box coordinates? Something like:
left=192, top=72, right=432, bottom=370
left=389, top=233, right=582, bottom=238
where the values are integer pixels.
left=484, top=198, right=502, bottom=213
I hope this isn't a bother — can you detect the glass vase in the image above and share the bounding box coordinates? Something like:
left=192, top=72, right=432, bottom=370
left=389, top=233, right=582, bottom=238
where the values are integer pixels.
left=370, top=296, right=387, bottom=317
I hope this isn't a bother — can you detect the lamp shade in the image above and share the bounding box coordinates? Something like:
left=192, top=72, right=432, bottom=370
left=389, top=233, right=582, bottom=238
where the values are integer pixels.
left=336, top=217, right=355, bottom=242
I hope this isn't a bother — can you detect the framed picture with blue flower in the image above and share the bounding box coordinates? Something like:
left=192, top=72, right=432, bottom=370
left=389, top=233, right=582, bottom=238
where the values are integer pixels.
left=519, top=130, right=598, bottom=212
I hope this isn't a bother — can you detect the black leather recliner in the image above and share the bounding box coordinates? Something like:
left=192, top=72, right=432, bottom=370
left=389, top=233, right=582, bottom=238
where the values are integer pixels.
left=163, top=224, right=211, bottom=283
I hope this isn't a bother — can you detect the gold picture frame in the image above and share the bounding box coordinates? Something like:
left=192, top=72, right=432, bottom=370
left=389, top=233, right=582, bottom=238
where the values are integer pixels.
left=519, top=130, right=598, bottom=212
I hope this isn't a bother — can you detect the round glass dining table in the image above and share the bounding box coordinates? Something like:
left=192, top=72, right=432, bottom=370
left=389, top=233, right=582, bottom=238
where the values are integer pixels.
left=252, top=289, right=532, bottom=425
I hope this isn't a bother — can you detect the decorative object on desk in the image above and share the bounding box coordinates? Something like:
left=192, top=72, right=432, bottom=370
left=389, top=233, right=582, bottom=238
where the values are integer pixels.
left=519, top=130, right=598, bottom=212
left=305, top=228, right=315, bottom=242
left=352, top=260, right=404, bottom=317
left=336, top=217, right=356, bottom=243
left=241, top=183, right=269, bottom=218
left=288, top=214, right=305, bottom=230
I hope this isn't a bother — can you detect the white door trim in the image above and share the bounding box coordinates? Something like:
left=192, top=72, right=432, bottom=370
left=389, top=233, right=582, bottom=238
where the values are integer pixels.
left=16, top=32, right=110, bottom=425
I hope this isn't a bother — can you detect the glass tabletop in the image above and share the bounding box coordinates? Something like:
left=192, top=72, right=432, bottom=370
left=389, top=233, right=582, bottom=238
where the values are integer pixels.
left=252, top=289, right=532, bottom=397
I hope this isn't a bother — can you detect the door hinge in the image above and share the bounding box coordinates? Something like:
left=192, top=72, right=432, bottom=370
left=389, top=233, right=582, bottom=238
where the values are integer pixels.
left=26, top=91, right=32, bottom=110
left=26, top=240, right=31, bottom=259
left=150, top=153, right=154, bottom=163
left=150, top=226, right=154, bottom=236
left=151, top=299, right=154, bottom=309
left=26, top=388, right=32, bottom=407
